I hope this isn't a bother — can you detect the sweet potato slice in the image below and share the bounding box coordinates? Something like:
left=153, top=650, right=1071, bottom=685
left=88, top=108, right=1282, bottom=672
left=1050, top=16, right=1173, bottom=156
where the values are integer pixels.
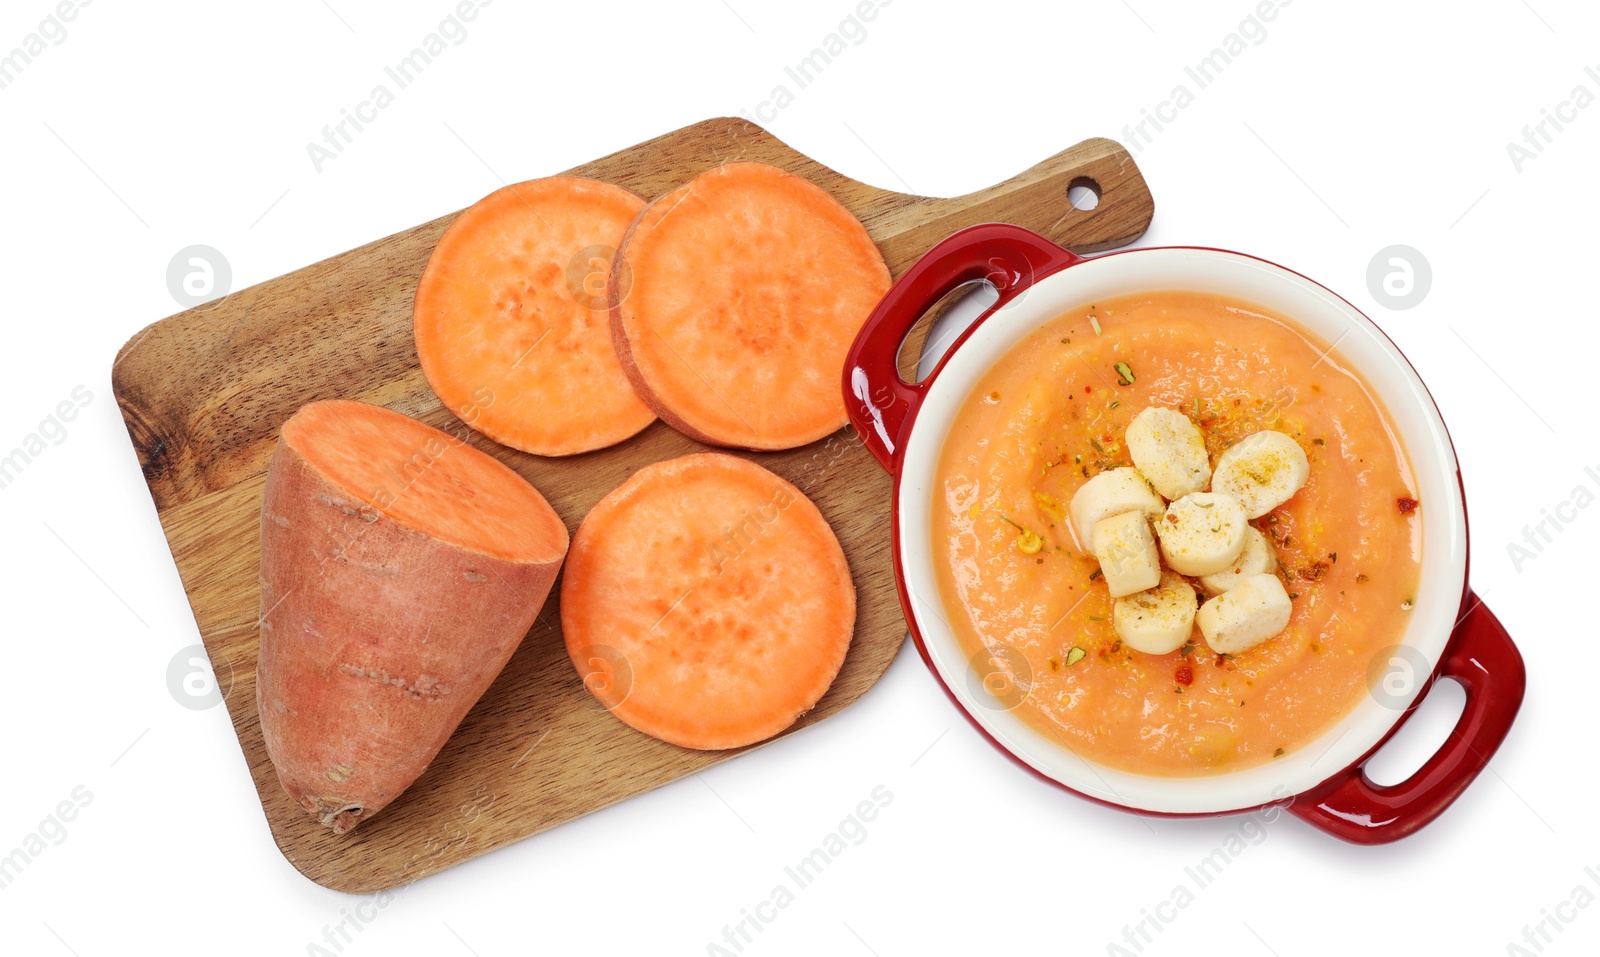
left=256, top=399, right=568, bottom=833
left=561, top=452, right=855, bottom=749
left=415, top=176, right=654, bottom=456
left=610, top=161, right=890, bottom=450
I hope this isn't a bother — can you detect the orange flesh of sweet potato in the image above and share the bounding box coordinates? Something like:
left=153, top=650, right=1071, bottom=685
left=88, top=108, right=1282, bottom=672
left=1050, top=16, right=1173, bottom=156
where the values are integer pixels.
left=256, top=400, right=568, bottom=833
left=610, top=162, right=891, bottom=450
left=415, top=176, right=654, bottom=456
left=561, top=452, right=855, bottom=750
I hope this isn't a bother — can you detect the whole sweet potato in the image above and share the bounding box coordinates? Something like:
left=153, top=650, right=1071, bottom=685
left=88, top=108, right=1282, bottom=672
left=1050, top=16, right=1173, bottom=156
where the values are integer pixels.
left=256, top=400, right=567, bottom=834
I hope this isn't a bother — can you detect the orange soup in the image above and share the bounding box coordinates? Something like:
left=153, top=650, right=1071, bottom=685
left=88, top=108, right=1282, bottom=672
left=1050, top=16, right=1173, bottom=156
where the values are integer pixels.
left=932, top=291, right=1422, bottom=776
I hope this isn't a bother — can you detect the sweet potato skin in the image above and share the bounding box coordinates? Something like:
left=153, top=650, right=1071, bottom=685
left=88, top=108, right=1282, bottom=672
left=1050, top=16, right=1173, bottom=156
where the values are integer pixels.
left=256, top=439, right=563, bottom=834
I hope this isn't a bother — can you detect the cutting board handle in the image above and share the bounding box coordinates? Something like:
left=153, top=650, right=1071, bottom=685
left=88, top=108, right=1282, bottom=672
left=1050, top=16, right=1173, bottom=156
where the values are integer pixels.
left=879, top=137, right=1154, bottom=271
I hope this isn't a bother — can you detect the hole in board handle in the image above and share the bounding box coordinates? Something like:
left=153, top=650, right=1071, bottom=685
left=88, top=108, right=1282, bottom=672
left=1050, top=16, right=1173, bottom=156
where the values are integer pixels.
left=1067, top=175, right=1102, bottom=212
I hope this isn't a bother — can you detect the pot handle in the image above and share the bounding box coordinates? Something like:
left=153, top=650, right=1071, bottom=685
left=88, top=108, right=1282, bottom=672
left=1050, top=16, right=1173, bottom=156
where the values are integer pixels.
left=1289, top=591, right=1526, bottom=844
left=843, top=224, right=1085, bottom=473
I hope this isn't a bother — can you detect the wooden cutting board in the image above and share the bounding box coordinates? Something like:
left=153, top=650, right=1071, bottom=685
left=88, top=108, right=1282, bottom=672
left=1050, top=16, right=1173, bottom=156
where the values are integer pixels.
left=112, top=117, right=1153, bottom=893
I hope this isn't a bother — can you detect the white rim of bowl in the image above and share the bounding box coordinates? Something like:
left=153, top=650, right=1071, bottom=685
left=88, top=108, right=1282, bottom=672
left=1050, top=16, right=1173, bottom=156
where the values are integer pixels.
left=896, top=247, right=1467, bottom=814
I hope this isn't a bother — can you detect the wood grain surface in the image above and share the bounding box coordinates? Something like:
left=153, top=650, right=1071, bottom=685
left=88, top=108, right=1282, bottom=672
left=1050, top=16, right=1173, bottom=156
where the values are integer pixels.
left=111, top=117, right=1154, bottom=893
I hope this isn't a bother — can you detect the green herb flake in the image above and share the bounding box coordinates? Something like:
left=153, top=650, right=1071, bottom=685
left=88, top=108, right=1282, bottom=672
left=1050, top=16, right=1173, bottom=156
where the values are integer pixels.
left=1089, top=315, right=1103, bottom=336
left=1065, top=647, right=1087, bottom=666
left=1114, top=362, right=1136, bottom=386
left=1109, top=400, right=1121, bottom=410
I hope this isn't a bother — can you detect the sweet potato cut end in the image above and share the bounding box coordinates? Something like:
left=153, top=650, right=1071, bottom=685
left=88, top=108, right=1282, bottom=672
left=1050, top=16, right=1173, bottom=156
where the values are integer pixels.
left=282, top=400, right=566, bottom=564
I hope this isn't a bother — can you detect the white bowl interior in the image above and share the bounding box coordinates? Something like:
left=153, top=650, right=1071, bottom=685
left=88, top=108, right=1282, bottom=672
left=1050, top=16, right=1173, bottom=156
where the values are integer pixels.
left=897, top=248, right=1468, bottom=814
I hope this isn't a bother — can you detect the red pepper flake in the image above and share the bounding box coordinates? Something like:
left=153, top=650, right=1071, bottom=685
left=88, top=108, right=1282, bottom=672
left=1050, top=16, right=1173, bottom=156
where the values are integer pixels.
left=1214, top=654, right=1227, bottom=668
left=1085, top=385, right=1093, bottom=394
left=1299, top=560, right=1330, bottom=582
left=1397, top=496, right=1419, bottom=514
left=1175, top=663, right=1194, bottom=686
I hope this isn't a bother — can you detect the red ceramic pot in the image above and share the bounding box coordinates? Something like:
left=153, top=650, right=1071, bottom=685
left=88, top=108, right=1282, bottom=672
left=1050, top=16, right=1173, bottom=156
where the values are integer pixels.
left=843, top=223, right=1525, bottom=843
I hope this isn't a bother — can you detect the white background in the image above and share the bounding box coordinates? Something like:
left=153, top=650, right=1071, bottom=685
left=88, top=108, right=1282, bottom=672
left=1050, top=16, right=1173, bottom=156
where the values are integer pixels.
left=1, top=1, right=1594, bottom=954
